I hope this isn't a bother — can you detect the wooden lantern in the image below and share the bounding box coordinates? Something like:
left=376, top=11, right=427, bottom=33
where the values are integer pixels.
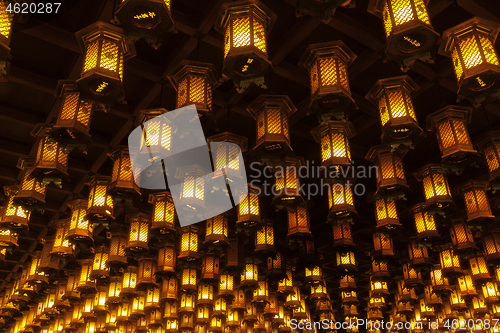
left=374, top=197, right=401, bottom=230
left=482, top=281, right=500, bottom=303
left=107, top=231, right=128, bottom=265
left=403, top=262, right=423, bottom=286
left=160, top=277, right=177, bottom=301
left=201, top=254, right=220, bottom=280
left=114, top=0, right=174, bottom=48
left=278, top=270, right=294, bottom=295
left=252, top=280, right=269, bottom=304
left=397, top=279, right=417, bottom=301
left=287, top=203, right=311, bottom=237
left=373, top=232, right=394, bottom=256
left=175, top=165, right=207, bottom=213
left=108, top=146, right=140, bottom=198
left=299, top=41, right=356, bottom=121
left=311, top=282, right=328, bottom=300
left=424, top=284, right=442, bottom=307
left=107, top=276, right=122, bottom=303
left=219, top=274, right=234, bottom=297
left=76, top=259, right=96, bottom=292
left=86, top=176, right=114, bottom=222
left=414, top=164, right=453, bottom=210
left=484, top=232, right=500, bottom=263
left=225, top=238, right=244, bottom=271
left=204, top=215, right=228, bottom=246
left=179, top=291, right=196, bottom=313
left=90, top=246, right=109, bottom=279
left=333, top=221, right=354, bottom=248
left=271, top=156, right=304, bottom=205
left=93, top=286, right=108, bottom=313
left=121, top=266, right=138, bottom=296
left=429, top=265, right=451, bottom=293
left=469, top=256, right=491, bottom=282
left=367, top=0, right=439, bottom=71
left=411, top=203, right=439, bottom=241
left=148, top=191, right=176, bottom=234
left=366, top=145, right=409, bottom=196
left=63, top=273, right=81, bottom=301
left=207, top=132, right=248, bottom=182
left=426, top=105, right=477, bottom=164
left=311, top=120, right=355, bottom=168
left=137, top=257, right=157, bottom=287
left=237, top=183, right=261, bottom=228
left=157, top=242, right=176, bottom=275
left=341, top=290, right=358, bottom=304
left=0, top=192, right=30, bottom=229
left=247, top=95, right=295, bottom=158
left=168, top=61, right=219, bottom=127
left=163, top=300, right=178, bottom=319
left=14, top=172, right=47, bottom=209
left=457, top=274, right=478, bottom=298
left=339, top=275, right=356, bottom=291
left=439, top=246, right=462, bottom=275
left=241, top=262, right=259, bottom=287
left=213, top=297, right=227, bottom=317
left=458, top=181, right=494, bottom=221
left=67, top=199, right=93, bottom=241
left=180, top=268, right=197, bottom=292
left=336, top=251, right=357, bottom=272
left=366, top=76, right=423, bottom=147
left=197, top=283, right=214, bottom=305
left=179, top=225, right=199, bottom=261
left=125, top=212, right=150, bottom=252
left=232, top=288, right=246, bottom=310
left=255, top=223, right=274, bottom=252
left=408, top=239, right=430, bottom=266
left=0, top=226, right=16, bottom=247
left=450, top=220, right=476, bottom=252
left=285, top=286, right=302, bottom=309
left=304, top=266, right=323, bottom=285
left=327, top=180, right=356, bottom=219
left=130, top=293, right=146, bottom=316
left=28, top=128, right=69, bottom=184
left=216, top=0, right=276, bottom=92
left=440, top=17, right=500, bottom=106
left=75, top=21, right=135, bottom=106
left=0, top=0, right=13, bottom=82
left=477, top=131, right=500, bottom=181
left=196, top=304, right=210, bottom=324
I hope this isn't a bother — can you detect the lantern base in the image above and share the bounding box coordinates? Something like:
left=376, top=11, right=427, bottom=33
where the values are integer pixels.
left=309, top=93, right=356, bottom=122
left=458, top=68, right=500, bottom=107
left=48, top=127, right=91, bottom=153
left=381, top=123, right=424, bottom=149
left=13, top=196, right=45, bottom=212
left=223, top=53, right=272, bottom=93
left=76, top=74, right=125, bottom=111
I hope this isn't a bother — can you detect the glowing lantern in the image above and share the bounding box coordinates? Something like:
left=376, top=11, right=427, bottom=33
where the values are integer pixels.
left=115, top=0, right=174, bottom=48
left=311, top=282, right=328, bottom=300
left=237, top=184, right=261, bottom=228
left=341, top=290, right=358, bottom=304
left=14, top=172, right=47, bottom=210
left=86, top=176, right=114, bottom=222
left=450, top=220, right=476, bottom=252
left=0, top=226, right=16, bottom=247
left=0, top=191, right=30, bottom=229
left=213, top=297, right=227, bottom=317
left=255, top=223, right=274, bottom=252
left=64, top=273, right=81, bottom=301
left=482, top=281, right=500, bottom=303
left=90, top=246, right=109, bottom=279
left=285, top=286, right=301, bottom=309
left=271, top=156, right=304, bottom=205
left=216, top=0, right=276, bottom=92
left=287, top=204, right=311, bottom=237
left=160, top=277, right=177, bottom=301
left=126, top=212, right=150, bottom=252
left=458, top=181, right=494, bottom=221
left=366, top=76, right=423, bottom=147
left=373, top=232, right=394, bottom=256
left=107, top=231, right=128, bottom=265
left=176, top=165, right=207, bottom=213
left=204, top=215, right=228, bottom=246
left=75, top=21, right=135, bottom=106
left=471, top=296, right=488, bottom=316
left=131, top=294, right=145, bottom=316
left=484, top=232, right=500, bottom=263
left=179, top=292, right=195, bottom=313
left=340, top=275, right=356, bottom=291
left=336, top=251, right=356, bottom=272
left=66, top=199, right=93, bottom=241
left=439, top=246, right=462, bottom=275
left=408, top=239, right=430, bottom=267
left=402, top=263, right=423, bottom=286
left=148, top=191, right=175, bottom=234
left=440, top=17, right=500, bottom=106
left=419, top=298, right=435, bottom=318
left=201, top=254, right=220, bottom=281
left=311, top=120, right=355, bottom=168
left=367, top=0, right=438, bottom=71
left=179, top=226, right=199, bottom=261
left=226, top=308, right=241, bottom=327
left=157, top=242, right=176, bottom=275
left=168, top=61, right=219, bottom=127
left=108, top=146, right=140, bottom=198
left=374, top=197, right=401, bottom=230
left=278, top=270, right=294, bottom=295
left=299, top=41, right=356, bottom=121
left=165, top=319, right=178, bottom=332
left=209, top=316, right=223, bottom=331
left=121, top=266, right=138, bottom=296
left=163, top=301, right=178, bottom=319
left=397, top=279, right=417, bottom=301
left=247, top=95, right=295, bottom=158
left=366, top=145, right=409, bottom=196
left=424, top=285, right=442, bottom=306
left=196, top=304, right=210, bottom=324
left=197, top=283, right=214, bottom=305
left=469, top=256, right=491, bottom=282
left=333, top=221, right=354, bottom=248
left=457, top=274, right=477, bottom=298
left=371, top=280, right=389, bottom=296
left=137, top=257, right=156, bottom=287
left=411, top=203, right=439, bottom=241
left=327, top=180, right=356, bottom=219
left=93, top=287, right=108, bottom=313
left=219, top=274, right=234, bottom=297
left=304, top=266, right=322, bottom=285
left=232, top=288, right=246, bottom=310
left=181, top=268, right=197, bottom=292
left=0, top=0, right=13, bottom=81
left=415, top=164, right=454, bottom=210
left=429, top=266, right=451, bottom=293
left=477, top=131, right=500, bottom=181
left=76, top=259, right=96, bottom=292
left=241, top=262, right=259, bottom=287
left=107, top=277, right=122, bottom=303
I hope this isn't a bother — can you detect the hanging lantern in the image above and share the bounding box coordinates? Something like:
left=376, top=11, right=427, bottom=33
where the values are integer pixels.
left=336, top=251, right=357, bottom=272
left=108, top=231, right=128, bottom=265
left=397, top=279, right=417, bottom=301
left=157, top=242, right=176, bottom=276
left=93, top=287, right=108, bottom=313
left=201, top=254, right=220, bottom=281
left=0, top=190, right=30, bottom=229
left=457, top=274, right=478, bottom=298
left=333, top=221, right=354, bottom=248
left=252, top=280, right=269, bottom=304
left=64, top=273, right=81, bottom=301
left=471, top=296, right=488, bottom=316
left=179, top=225, right=199, bottom=261
left=366, top=76, right=423, bottom=148
left=373, top=232, right=394, bottom=257
left=125, top=212, right=150, bottom=252
left=181, top=268, right=197, bottom=292
left=374, top=197, right=401, bottom=230
left=469, top=256, right=491, bottom=282
left=341, top=290, right=358, bottom=304
left=219, top=274, right=234, bottom=298
left=311, top=120, right=355, bottom=168
left=76, top=259, right=96, bottom=292
left=121, top=266, right=138, bottom=296
left=271, top=156, right=304, bottom=205
left=327, top=180, right=356, bottom=219
left=414, top=164, right=453, bottom=210
left=367, top=0, right=439, bottom=71
left=411, top=203, right=439, bottom=241
left=197, top=283, right=214, bottom=305
left=402, top=262, right=423, bottom=286
left=163, top=300, right=178, bottom=319
left=66, top=199, right=93, bottom=242
left=168, top=61, right=219, bottom=127
left=148, top=191, right=176, bottom=234
left=237, top=184, right=261, bottom=228
left=216, top=0, right=276, bottom=92
left=114, top=0, right=174, bottom=48
left=287, top=203, right=311, bottom=237
left=108, top=146, right=140, bottom=198
left=179, top=292, right=196, bottom=313
left=86, top=176, right=114, bottom=223
left=160, top=277, right=177, bottom=301
left=439, top=246, right=462, bottom=276
left=408, top=239, right=430, bottom=267
left=0, top=226, right=16, bottom=247
left=90, top=246, right=109, bottom=279
left=424, top=284, right=442, bottom=307
left=225, top=238, right=245, bottom=272
left=14, top=172, right=47, bottom=210
left=137, top=257, right=157, bottom=288
left=366, top=145, right=409, bottom=196
left=304, top=266, right=323, bottom=285
left=175, top=165, right=207, bottom=214
left=430, top=266, right=451, bottom=293
left=440, top=17, right=500, bottom=106
left=370, top=280, right=389, bottom=297
left=278, top=270, right=294, bottom=295
left=484, top=232, right=500, bottom=264
left=339, top=275, right=356, bottom=291
left=477, top=131, right=500, bottom=181
left=196, top=304, right=210, bottom=324
left=311, top=282, right=328, bottom=300
left=247, top=95, right=295, bottom=158
left=241, top=261, right=259, bottom=287
left=107, top=276, right=122, bottom=303
left=458, top=181, right=494, bottom=221
left=75, top=21, right=135, bottom=107
left=204, top=215, right=228, bottom=246
left=232, top=288, right=246, bottom=310
left=299, top=41, right=356, bottom=122
left=255, top=223, right=274, bottom=252
left=213, top=297, right=227, bottom=317
left=482, top=281, right=500, bottom=303
left=450, top=220, right=476, bottom=254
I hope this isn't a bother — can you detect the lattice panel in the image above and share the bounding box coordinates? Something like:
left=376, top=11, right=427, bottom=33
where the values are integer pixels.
left=161, top=122, right=171, bottom=150
left=164, top=0, right=170, bottom=10
left=257, top=112, right=265, bottom=139
left=189, top=76, right=205, bottom=105
left=118, top=157, right=133, bottom=182
left=253, top=19, right=266, bottom=53
left=479, top=36, right=499, bottom=65
left=77, top=101, right=92, bottom=127
left=452, top=47, right=464, bottom=80
left=182, top=176, right=195, bottom=199
left=41, top=139, right=58, bottom=162
left=61, top=93, right=79, bottom=120
left=267, top=108, right=281, bottom=134
left=283, top=113, right=289, bottom=140
left=232, top=17, right=251, bottom=48
left=285, top=166, right=297, bottom=189
left=319, top=58, right=337, bottom=87
left=432, top=173, right=449, bottom=196
left=379, top=95, right=390, bottom=126
left=90, top=185, right=107, bottom=207
left=310, top=62, right=319, bottom=95
left=414, top=212, right=425, bottom=233
left=380, top=155, right=395, bottom=180
left=339, top=61, right=350, bottom=92
left=139, top=222, right=148, bottom=242
left=485, top=144, right=500, bottom=173
left=100, top=41, right=119, bottom=72
left=422, top=175, right=434, bottom=200
left=453, top=224, right=468, bottom=243
left=391, top=0, right=414, bottom=26
left=382, top=1, right=393, bottom=37
left=438, top=121, right=454, bottom=149
left=453, top=120, right=469, bottom=145
left=460, top=36, right=483, bottom=69
left=0, top=1, right=12, bottom=39
left=331, top=132, right=347, bottom=158
left=414, top=0, right=430, bottom=25
left=59, top=147, right=68, bottom=166
left=375, top=199, right=388, bottom=220
left=476, top=189, right=490, bottom=213
left=145, top=119, right=160, bottom=147
left=388, top=90, right=407, bottom=119
left=83, top=40, right=99, bottom=73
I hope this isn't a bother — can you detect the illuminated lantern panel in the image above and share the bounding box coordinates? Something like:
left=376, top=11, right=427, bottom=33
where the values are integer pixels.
left=181, top=268, right=197, bottom=292
left=175, top=165, right=207, bottom=212
left=247, top=95, right=295, bottom=158
left=121, top=266, right=138, bottom=296
left=148, top=191, right=176, bottom=233
left=107, top=276, right=122, bottom=304
left=440, top=17, right=500, bottom=106
left=373, top=232, right=394, bottom=256
left=299, top=41, right=356, bottom=122
left=216, top=0, right=275, bottom=92
left=287, top=204, right=311, bottom=237
left=125, top=213, right=150, bottom=252
left=371, top=280, right=389, bottom=296
left=408, top=239, right=430, bottom=266
left=482, top=281, right=500, bottom=303
left=469, top=256, right=491, bottom=282
left=333, top=221, right=354, bottom=248
left=450, top=220, right=476, bottom=252
left=219, top=274, right=234, bottom=298
left=457, top=274, right=478, bottom=298
left=14, top=172, right=47, bottom=209
left=197, top=283, right=214, bottom=305
left=423, top=285, right=442, bottom=307
left=341, top=290, right=358, bottom=304
left=136, top=108, right=172, bottom=168
left=207, top=132, right=248, bottom=182
left=115, top=0, right=174, bottom=48
left=75, top=21, right=134, bottom=105
left=108, top=146, right=140, bottom=197
left=0, top=193, right=30, bottom=229
left=458, top=181, right=494, bottom=221
left=271, top=156, right=304, bottom=205
left=402, top=263, right=423, bottom=286
left=397, top=279, right=417, bottom=301
left=429, top=266, right=450, bottom=293
left=477, top=131, right=500, bottom=181
left=439, top=247, right=462, bottom=275
left=66, top=199, right=93, bottom=242
left=213, top=297, right=226, bottom=317
left=483, top=232, right=500, bottom=262
left=0, top=0, right=13, bottom=82
left=196, top=304, right=210, bottom=324
left=160, top=277, right=177, bottom=302
left=366, top=76, right=423, bottom=147
left=241, top=262, right=259, bottom=287
left=367, top=0, right=439, bottom=71
left=311, top=120, right=355, bottom=168
left=157, top=243, right=176, bottom=275
left=252, top=280, right=269, bottom=304
left=374, top=197, right=401, bottom=230
left=90, top=246, right=109, bottom=279
left=201, top=254, right=220, bottom=280
left=76, top=259, right=96, bottom=292
left=29, top=130, right=69, bottom=184
left=137, top=257, right=156, bottom=287
left=340, top=274, right=357, bottom=291
left=304, top=266, right=322, bottom=285
left=411, top=203, right=439, bottom=241
left=237, top=184, right=261, bottom=228
left=415, top=164, right=454, bottom=210
left=366, top=145, right=408, bottom=195
left=311, top=282, right=328, bottom=300
left=336, top=251, right=357, bottom=272
left=86, top=176, right=114, bottom=222
left=179, top=226, right=199, bottom=260
left=179, top=292, right=195, bottom=313
left=327, top=181, right=356, bottom=219
left=107, top=231, right=128, bottom=265
left=278, top=270, right=294, bottom=295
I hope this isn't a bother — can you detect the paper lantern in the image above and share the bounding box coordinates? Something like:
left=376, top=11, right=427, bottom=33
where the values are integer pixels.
left=216, top=0, right=276, bottom=92
left=114, top=0, right=174, bottom=48
left=439, top=246, right=462, bottom=275
left=86, top=176, right=114, bottom=222
left=411, top=203, right=439, bottom=241
left=67, top=199, right=93, bottom=241
left=299, top=41, right=356, bottom=121
left=28, top=129, right=69, bottom=184
left=148, top=191, right=176, bottom=234
left=367, top=0, right=439, bottom=71
left=373, top=232, right=394, bottom=256
left=327, top=180, right=356, bottom=219
left=157, top=242, right=176, bottom=275
left=241, top=262, right=259, bottom=287
left=483, top=232, right=500, bottom=263
left=457, top=274, right=478, bottom=298
left=440, top=17, right=500, bottom=105
left=374, top=197, right=401, bottom=230
left=271, top=156, right=304, bottom=205
left=76, top=259, right=96, bottom=292
left=14, top=172, right=47, bottom=210
left=121, top=266, right=138, bottom=296
left=450, top=220, right=476, bottom=252
left=181, top=268, right=197, bottom=292
left=477, top=131, right=500, bottom=181
left=218, top=274, right=234, bottom=298
left=429, top=266, right=451, bottom=293
left=402, top=263, right=423, bottom=286
left=255, top=223, right=274, bottom=252
left=168, top=61, right=219, bottom=127
left=311, top=120, right=355, bottom=168
left=204, top=215, right=228, bottom=246
left=366, top=76, right=423, bottom=147
left=90, top=246, right=109, bottom=279
left=137, top=257, right=157, bottom=287
left=237, top=184, right=261, bottom=228
left=408, top=239, right=430, bottom=266
left=75, top=21, right=135, bottom=106
left=108, top=146, right=140, bottom=198
left=126, top=212, right=150, bottom=252
left=333, top=221, right=354, bottom=248
left=287, top=203, right=311, bottom=237
left=366, top=145, right=409, bottom=196
left=247, top=95, right=295, bottom=158
left=469, top=256, right=491, bottom=282
left=336, top=251, right=357, bottom=272
left=201, top=254, right=219, bottom=280
left=179, top=226, right=199, bottom=261
left=107, top=231, right=128, bottom=265
left=458, top=181, right=494, bottom=221
left=0, top=191, right=30, bottom=229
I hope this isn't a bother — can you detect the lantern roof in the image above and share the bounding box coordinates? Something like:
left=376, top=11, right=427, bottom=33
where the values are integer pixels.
left=310, top=120, right=356, bottom=143
left=410, top=203, right=427, bottom=214
left=456, top=180, right=490, bottom=195
left=426, top=105, right=473, bottom=132
left=125, top=211, right=151, bottom=224
left=136, top=108, right=170, bottom=126
left=167, top=60, right=220, bottom=91
left=365, top=75, right=420, bottom=105
left=3, top=185, right=17, bottom=197
left=365, top=144, right=409, bottom=163
left=54, top=80, right=79, bottom=99
left=413, top=163, right=444, bottom=181
left=298, top=40, right=357, bottom=69
left=67, top=198, right=87, bottom=211
left=246, top=94, right=296, bottom=119
left=475, top=130, right=500, bottom=150
left=85, top=175, right=111, bottom=187
left=107, top=145, right=130, bottom=161
left=215, top=0, right=277, bottom=34
left=439, top=16, right=500, bottom=55
left=148, top=191, right=173, bottom=204
left=206, top=132, right=248, bottom=152
left=367, top=0, right=431, bottom=18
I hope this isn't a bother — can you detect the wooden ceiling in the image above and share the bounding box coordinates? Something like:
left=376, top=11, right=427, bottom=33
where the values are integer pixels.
left=1, top=0, right=500, bottom=311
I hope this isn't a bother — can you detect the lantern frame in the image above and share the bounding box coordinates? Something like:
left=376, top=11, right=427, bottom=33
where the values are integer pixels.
left=270, top=156, right=304, bottom=206
left=13, top=172, right=47, bottom=210
left=1, top=188, right=30, bottom=229
left=374, top=196, right=401, bottom=230
left=327, top=180, right=357, bottom=220
left=476, top=130, right=500, bottom=181
left=414, top=164, right=454, bottom=210
left=366, top=144, right=409, bottom=196
left=86, top=175, right=114, bottom=222
left=178, top=225, right=199, bottom=261
left=332, top=221, right=354, bottom=249
left=66, top=199, right=93, bottom=242
left=450, top=220, right=477, bottom=252
left=484, top=232, right=500, bottom=264
left=439, top=245, right=463, bottom=276
left=108, top=146, right=140, bottom=198
left=457, top=181, right=494, bottom=221
left=311, top=120, right=355, bottom=168
left=287, top=203, right=311, bottom=237
left=373, top=232, right=394, bottom=257
left=125, top=212, right=150, bottom=252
